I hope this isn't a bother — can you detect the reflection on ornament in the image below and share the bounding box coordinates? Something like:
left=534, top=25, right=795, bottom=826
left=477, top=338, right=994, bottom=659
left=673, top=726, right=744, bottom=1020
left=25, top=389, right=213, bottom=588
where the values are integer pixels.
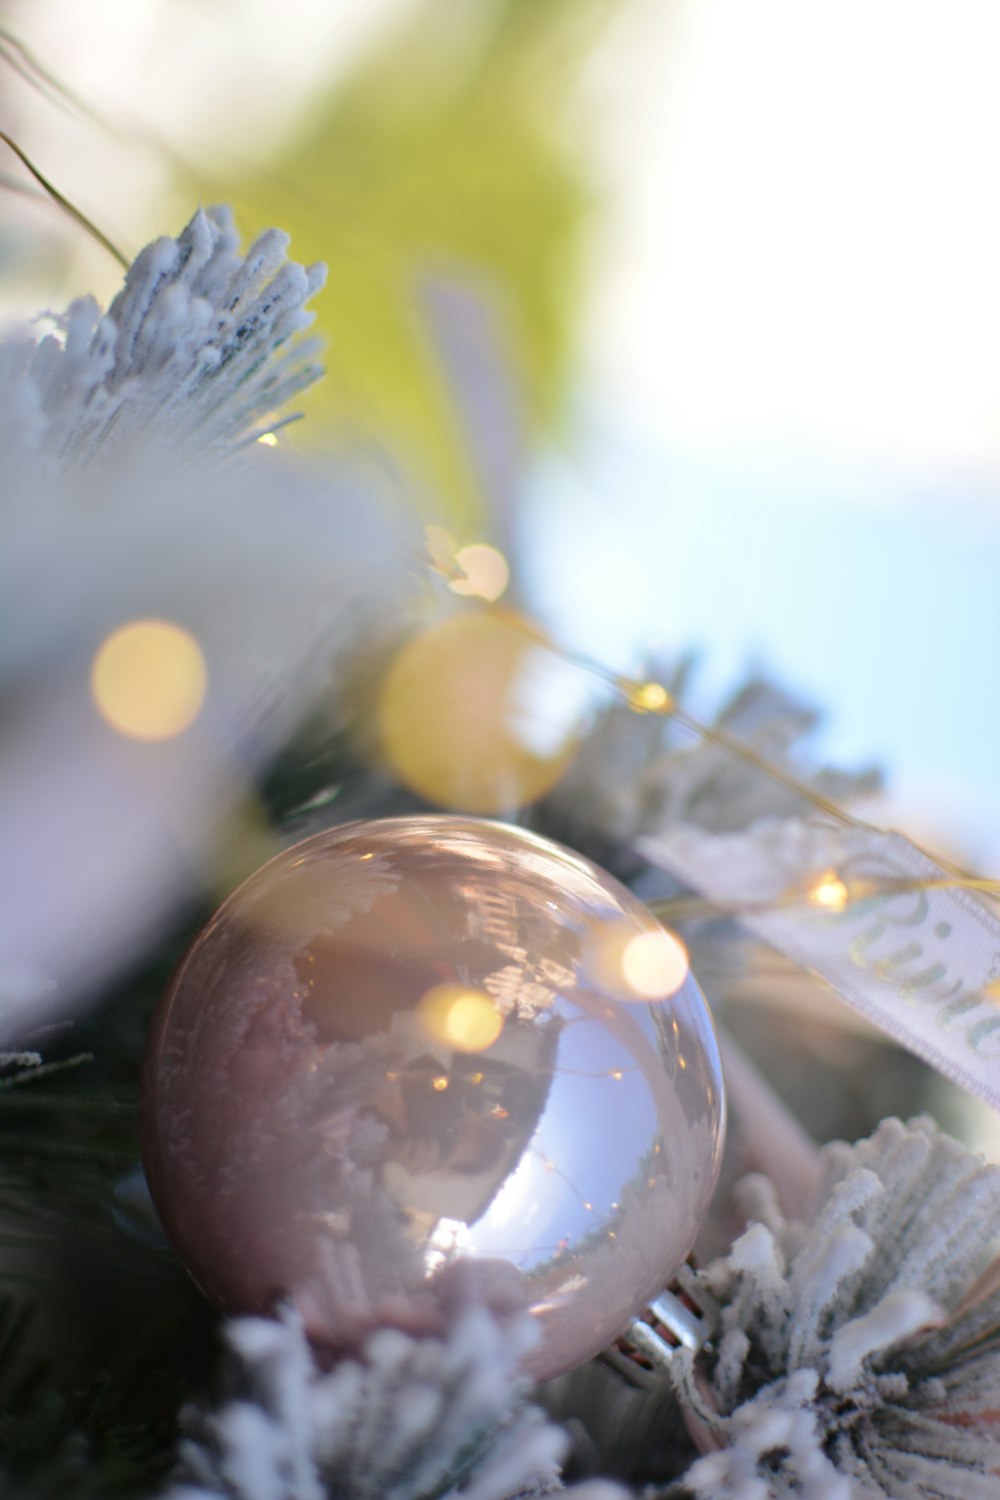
left=377, top=612, right=574, bottom=814
left=417, top=983, right=505, bottom=1053
left=140, top=815, right=725, bottom=1382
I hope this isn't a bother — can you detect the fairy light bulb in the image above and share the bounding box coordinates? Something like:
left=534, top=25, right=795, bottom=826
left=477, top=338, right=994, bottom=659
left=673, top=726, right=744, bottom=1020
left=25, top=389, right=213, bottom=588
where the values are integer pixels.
left=140, top=815, right=725, bottom=1381
left=809, top=870, right=850, bottom=912
left=622, top=679, right=674, bottom=715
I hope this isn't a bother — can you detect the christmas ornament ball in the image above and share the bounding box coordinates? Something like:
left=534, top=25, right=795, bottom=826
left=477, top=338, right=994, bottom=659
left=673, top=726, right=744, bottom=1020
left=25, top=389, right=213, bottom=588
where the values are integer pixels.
left=140, top=816, right=725, bottom=1380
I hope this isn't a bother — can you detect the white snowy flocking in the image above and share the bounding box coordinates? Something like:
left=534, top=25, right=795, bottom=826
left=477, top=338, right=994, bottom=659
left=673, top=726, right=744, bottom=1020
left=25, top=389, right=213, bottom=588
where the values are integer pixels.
left=543, top=671, right=879, bottom=866
left=0, top=204, right=325, bottom=477
left=165, top=1303, right=624, bottom=1500
left=671, top=1117, right=1000, bottom=1499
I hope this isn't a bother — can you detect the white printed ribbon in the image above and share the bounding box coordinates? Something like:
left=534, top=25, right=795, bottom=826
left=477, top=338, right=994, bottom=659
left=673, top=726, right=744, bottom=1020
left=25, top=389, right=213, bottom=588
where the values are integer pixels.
left=638, top=818, right=1000, bottom=1112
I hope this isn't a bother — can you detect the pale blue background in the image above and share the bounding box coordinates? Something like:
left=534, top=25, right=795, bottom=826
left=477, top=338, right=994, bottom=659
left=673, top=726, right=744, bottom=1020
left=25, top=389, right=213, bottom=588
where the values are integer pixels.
left=526, top=429, right=1000, bottom=869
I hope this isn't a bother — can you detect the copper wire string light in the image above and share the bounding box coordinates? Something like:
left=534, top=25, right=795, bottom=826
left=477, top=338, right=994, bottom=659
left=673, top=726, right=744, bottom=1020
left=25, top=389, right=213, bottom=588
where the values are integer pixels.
left=425, top=530, right=1000, bottom=925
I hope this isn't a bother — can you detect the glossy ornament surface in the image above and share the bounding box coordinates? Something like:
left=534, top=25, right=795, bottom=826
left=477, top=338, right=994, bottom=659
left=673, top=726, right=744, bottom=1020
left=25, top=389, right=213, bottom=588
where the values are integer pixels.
left=140, top=816, right=725, bottom=1380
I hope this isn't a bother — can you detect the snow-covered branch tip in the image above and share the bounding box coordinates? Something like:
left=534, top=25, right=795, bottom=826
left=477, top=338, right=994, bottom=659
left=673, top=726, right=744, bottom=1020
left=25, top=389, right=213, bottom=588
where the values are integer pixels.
left=670, top=1116, right=1000, bottom=1500
left=0, top=205, right=325, bottom=478
left=164, top=1300, right=626, bottom=1500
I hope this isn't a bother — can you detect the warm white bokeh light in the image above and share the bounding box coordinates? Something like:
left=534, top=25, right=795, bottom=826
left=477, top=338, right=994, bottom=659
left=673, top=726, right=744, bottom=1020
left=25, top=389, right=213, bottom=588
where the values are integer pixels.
left=378, top=612, right=576, bottom=813
left=417, top=982, right=505, bottom=1053
left=91, top=619, right=207, bottom=741
left=621, top=929, right=690, bottom=999
left=809, top=871, right=850, bottom=913
left=584, top=921, right=690, bottom=1000
left=448, top=544, right=511, bottom=602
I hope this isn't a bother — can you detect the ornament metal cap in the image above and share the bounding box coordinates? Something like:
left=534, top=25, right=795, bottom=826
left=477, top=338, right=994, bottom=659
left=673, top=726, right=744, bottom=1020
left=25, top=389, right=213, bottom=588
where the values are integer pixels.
left=601, top=1265, right=720, bottom=1386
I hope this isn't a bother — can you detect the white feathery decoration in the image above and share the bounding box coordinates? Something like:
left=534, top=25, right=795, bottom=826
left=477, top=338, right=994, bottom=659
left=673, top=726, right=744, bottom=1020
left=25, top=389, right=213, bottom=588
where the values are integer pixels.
left=671, top=1117, right=1000, bottom=1499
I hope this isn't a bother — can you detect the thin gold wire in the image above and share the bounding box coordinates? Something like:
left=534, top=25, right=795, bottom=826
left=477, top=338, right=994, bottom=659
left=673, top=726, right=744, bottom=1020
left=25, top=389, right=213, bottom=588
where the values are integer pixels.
left=0, top=130, right=129, bottom=269
left=472, top=599, right=1000, bottom=921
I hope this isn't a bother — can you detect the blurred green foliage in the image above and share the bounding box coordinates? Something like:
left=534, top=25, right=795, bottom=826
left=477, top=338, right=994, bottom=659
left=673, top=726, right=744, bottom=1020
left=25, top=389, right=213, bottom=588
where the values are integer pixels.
left=226, top=0, right=618, bottom=533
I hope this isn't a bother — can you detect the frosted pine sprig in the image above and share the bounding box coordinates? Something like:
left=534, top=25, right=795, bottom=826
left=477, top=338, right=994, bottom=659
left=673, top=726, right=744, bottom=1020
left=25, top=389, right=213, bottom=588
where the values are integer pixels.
left=539, top=671, right=879, bottom=871
left=670, top=1117, right=1000, bottom=1499
left=165, top=1303, right=624, bottom=1500
left=0, top=205, right=325, bottom=476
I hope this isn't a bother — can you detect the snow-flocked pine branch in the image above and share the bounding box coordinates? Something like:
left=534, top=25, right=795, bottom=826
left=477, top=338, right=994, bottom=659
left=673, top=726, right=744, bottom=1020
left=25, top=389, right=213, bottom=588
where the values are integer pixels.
left=670, top=1116, right=1000, bottom=1500
left=0, top=204, right=324, bottom=479
left=165, top=1302, right=625, bottom=1500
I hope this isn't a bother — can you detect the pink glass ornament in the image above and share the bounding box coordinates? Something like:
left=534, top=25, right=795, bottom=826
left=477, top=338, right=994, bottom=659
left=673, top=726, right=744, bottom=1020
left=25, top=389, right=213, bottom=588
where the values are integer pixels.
left=140, top=816, right=725, bottom=1380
